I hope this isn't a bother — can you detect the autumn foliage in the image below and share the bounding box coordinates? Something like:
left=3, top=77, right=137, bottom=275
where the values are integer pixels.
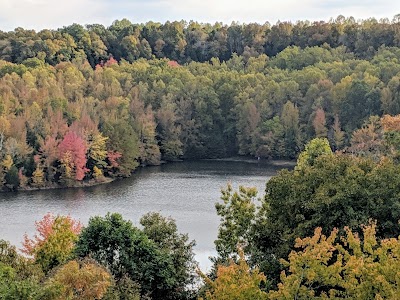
left=3, top=26, right=400, bottom=191
left=58, top=131, right=89, bottom=181
left=21, top=213, right=82, bottom=272
left=167, top=60, right=180, bottom=67
left=6, top=205, right=400, bottom=300
left=48, top=259, right=112, bottom=300
left=349, top=115, right=400, bottom=159
left=269, top=222, right=400, bottom=299
left=381, top=114, right=400, bottom=131
left=200, top=249, right=267, bottom=300
left=106, top=150, right=122, bottom=168
left=312, top=107, right=327, bottom=138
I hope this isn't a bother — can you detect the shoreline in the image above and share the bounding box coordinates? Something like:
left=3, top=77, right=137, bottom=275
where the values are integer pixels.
left=202, top=157, right=296, bottom=166
left=1, top=177, right=116, bottom=193
left=1, top=157, right=295, bottom=193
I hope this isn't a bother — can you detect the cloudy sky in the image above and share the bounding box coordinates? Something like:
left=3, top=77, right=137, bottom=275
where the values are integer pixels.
left=0, top=0, right=399, bottom=31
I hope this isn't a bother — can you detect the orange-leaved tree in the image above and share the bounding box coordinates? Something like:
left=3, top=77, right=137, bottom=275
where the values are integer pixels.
left=312, top=107, right=327, bottom=138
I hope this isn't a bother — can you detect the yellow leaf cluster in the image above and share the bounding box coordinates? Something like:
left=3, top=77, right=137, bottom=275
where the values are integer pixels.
left=0, top=115, right=10, bottom=135
left=60, top=151, right=74, bottom=180
left=92, top=165, right=103, bottom=179
left=1, top=154, right=13, bottom=170
left=269, top=222, right=400, bottom=299
left=49, top=260, right=112, bottom=300
left=200, top=249, right=267, bottom=300
left=31, top=167, right=45, bottom=187
left=88, top=133, right=108, bottom=163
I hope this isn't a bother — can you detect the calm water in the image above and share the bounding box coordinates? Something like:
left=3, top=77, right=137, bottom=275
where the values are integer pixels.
left=0, top=159, right=288, bottom=270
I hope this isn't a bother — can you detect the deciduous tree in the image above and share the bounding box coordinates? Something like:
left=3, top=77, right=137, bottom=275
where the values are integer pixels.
left=75, top=213, right=187, bottom=300
left=200, top=249, right=267, bottom=300
left=58, top=131, right=89, bottom=181
left=47, top=259, right=112, bottom=300
left=269, top=222, right=400, bottom=299
left=312, top=107, right=327, bottom=137
left=22, top=213, right=82, bottom=273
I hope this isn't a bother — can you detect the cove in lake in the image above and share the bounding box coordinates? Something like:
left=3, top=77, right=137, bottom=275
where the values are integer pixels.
left=0, top=159, right=291, bottom=271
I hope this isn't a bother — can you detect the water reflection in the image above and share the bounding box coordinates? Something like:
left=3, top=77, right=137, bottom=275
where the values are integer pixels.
left=0, top=159, right=290, bottom=271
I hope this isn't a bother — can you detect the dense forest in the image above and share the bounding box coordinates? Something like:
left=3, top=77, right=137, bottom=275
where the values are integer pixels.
left=2, top=16, right=400, bottom=190
left=3, top=15, right=400, bottom=299
left=2, top=15, right=400, bottom=65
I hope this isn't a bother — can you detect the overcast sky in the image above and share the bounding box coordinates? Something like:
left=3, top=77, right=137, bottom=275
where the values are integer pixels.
left=0, top=0, right=399, bottom=31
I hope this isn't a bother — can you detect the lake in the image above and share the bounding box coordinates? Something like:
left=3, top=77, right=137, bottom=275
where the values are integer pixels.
left=0, top=159, right=290, bottom=271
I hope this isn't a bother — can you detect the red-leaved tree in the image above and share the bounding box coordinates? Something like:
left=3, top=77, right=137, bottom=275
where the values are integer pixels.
left=107, top=150, right=122, bottom=168
left=104, top=57, right=118, bottom=67
left=58, top=131, right=89, bottom=181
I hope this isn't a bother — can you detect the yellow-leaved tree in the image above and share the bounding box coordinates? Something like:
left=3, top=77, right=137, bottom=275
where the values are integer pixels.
left=269, top=222, right=400, bottom=299
left=88, top=133, right=108, bottom=165
left=21, top=213, right=82, bottom=273
left=47, top=259, right=112, bottom=300
left=200, top=249, right=267, bottom=300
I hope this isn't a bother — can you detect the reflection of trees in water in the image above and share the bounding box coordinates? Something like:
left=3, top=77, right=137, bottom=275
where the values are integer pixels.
left=71, top=188, right=85, bottom=203
left=0, top=160, right=284, bottom=263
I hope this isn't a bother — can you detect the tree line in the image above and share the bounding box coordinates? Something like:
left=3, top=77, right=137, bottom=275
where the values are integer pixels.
left=3, top=34, right=400, bottom=189
left=2, top=16, right=400, bottom=66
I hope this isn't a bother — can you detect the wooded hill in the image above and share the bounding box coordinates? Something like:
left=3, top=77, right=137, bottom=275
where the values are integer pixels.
left=1, top=17, right=400, bottom=189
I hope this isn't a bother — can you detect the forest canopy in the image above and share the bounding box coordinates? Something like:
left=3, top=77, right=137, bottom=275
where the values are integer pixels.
left=1, top=16, right=400, bottom=191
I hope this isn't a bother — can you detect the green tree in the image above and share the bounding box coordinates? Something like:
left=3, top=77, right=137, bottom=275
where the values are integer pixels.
left=140, top=212, right=197, bottom=300
left=102, top=120, right=140, bottom=176
left=340, top=80, right=379, bottom=132
left=129, top=88, right=161, bottom=166
left=102, top=275, right=141, bottom=300
left=235, top=100, right=261, bottom=156
left=281, top=101, right=300, bottom=158
left=254, top=153, right=400, bottom=287
left=257, top=116, right=285, bottom=158
left=214, top=184, right=259, bottom=261
left=0, top=240, right=47, bottom=300
left=0, top=263, right=43, bottom=300
left=156, top=96, right=183, bottom=161
left=4, top=165, right=19, bottom=190
left=75, top=213, right=193, bottom=300
left=295, top=137, right=332, bottom=171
